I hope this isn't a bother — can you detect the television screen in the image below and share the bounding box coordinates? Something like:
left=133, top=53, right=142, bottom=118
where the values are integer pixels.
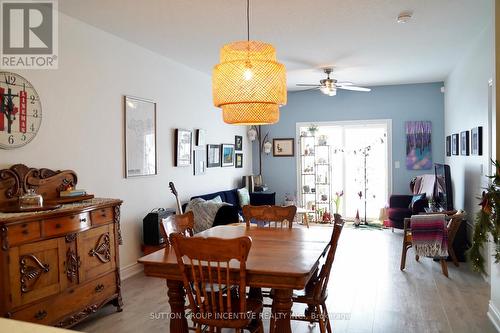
left=434, top=163, right=453, bottom=211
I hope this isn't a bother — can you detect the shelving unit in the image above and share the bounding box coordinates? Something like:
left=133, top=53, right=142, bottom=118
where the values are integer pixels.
left=299, top=134, right=332, bottom=222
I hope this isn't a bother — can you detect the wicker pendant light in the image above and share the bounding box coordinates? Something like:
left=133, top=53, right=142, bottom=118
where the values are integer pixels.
left=212, top=0, right=287, bottom=125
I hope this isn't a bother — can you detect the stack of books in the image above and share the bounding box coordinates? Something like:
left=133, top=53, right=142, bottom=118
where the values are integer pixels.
left=60, top=189, right=87, bottom=197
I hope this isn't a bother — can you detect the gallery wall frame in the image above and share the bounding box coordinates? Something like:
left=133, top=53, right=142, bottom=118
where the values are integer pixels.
left=124, top=95, right=157, bottom=178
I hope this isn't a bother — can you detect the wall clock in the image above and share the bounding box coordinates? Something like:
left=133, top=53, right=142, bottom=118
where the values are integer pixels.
left=0, top=72, right=42, bottom=149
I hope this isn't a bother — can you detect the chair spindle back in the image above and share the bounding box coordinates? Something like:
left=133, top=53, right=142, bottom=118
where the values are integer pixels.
left=170, top=234, right=253, bottom=327
left=160, top=211, right=194, bottom=245
left=242, top=205, right=297, bottom=229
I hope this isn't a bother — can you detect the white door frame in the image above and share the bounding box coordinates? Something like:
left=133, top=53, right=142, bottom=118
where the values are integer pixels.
left=295, top=119, right=393, bottom=212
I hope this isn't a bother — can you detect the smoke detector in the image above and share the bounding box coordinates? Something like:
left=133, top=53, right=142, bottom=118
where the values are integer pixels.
left=397, top=11, right=413, bottom=24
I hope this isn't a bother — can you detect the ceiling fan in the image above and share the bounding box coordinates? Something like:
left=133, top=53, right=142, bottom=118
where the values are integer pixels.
left=296, top=68, right=371, bottom=96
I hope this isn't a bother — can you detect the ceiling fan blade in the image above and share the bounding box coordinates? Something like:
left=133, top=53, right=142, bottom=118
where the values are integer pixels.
left=296, top=84, right=322, bottom=87
left=336, top=82, right=353, bottom=86
left=338, top=85, right=371, bottom=92
left=293, top=87, right=320, bottom=93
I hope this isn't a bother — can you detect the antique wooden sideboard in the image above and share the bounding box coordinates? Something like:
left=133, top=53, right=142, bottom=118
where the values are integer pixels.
left=0, top=164, right=123, bottom=328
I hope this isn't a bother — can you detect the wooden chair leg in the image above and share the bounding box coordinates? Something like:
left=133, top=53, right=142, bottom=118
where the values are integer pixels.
left=322, top=302, right=332, bottom=333
left=449, top=247, right=459, bottom=267
left=400, top=244, right=408, bottom=270
left=440, top=259, right=449, bottom=277
left=316, top=304, right=327, bottom=333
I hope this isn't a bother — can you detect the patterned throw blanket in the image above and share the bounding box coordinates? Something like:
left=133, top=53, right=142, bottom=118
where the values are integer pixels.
left=185, top=197, right=229, bottom=234
left=410, top=214, right=448, bottom=258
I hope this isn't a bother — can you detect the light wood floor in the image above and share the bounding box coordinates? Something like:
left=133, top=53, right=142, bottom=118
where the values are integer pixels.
left=73, top=226, right=496, bottom=333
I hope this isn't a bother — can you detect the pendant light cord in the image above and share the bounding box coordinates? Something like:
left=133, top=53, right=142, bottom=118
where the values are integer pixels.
left=246, top=0, right=250, bottom=41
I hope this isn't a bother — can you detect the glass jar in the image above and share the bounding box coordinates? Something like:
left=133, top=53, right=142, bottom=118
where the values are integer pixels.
left=19, top=189, right=43, bottom=209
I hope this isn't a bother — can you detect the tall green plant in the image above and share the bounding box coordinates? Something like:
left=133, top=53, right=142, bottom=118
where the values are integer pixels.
left=468, top=160, right=500, bottom=274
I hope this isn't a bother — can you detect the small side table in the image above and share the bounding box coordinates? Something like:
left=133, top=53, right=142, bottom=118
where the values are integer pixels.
left=296, top=207, right=314, bottom=228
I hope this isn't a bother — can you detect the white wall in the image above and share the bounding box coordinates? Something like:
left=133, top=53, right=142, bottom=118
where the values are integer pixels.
left=444, top=23, right=493, bottom=238
left=490, top=2, right=500, bottom=331
left=445, top=3, right=500, bottom=330
left=0, top=13, right=252, bottom=274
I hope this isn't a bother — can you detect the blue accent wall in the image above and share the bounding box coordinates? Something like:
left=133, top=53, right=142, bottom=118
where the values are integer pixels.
left=253, top=82, right=445, bottom=204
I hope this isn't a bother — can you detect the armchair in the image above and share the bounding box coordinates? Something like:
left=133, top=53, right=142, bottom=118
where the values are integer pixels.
left=387, top=174, right=435, bottom=229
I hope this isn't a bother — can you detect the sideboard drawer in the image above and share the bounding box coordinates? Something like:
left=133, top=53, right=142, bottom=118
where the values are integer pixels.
left=43, top=213, right=90, bottom=237
left=8, top=222, right=41, bottom=246
left=11, top=271, right=117, bottom=326
left=91, top=207, right=113, bottom=226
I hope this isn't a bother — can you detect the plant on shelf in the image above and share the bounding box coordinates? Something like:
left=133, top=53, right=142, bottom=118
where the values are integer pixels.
left=308, top=124, right=318, bottom=136
left=333, top=190, right=344, bottom=215
left=468, top=160, right=500, bottom=274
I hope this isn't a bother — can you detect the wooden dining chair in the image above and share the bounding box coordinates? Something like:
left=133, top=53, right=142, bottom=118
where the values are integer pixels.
left=170, top=234, right=264, bottom=333
left=159, top=211, right=194, bottom=245
left=271, top=217, right=344, bottom=333
left=400, top=213, right=465, bottom=277
left=242, top=205, right=297, bottom=229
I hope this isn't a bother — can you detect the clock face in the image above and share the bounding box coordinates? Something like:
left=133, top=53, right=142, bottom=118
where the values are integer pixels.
left=0, top=72, right=42, bottom=149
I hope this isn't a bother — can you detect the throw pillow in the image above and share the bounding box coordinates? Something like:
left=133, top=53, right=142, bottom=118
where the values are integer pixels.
left=186, top=197, right=229, bottom=233
left=409, top=193, right=426, bottom=209
left=237, top=188, right=250, bottom=207
left=207, top=195, right=223, bottom=204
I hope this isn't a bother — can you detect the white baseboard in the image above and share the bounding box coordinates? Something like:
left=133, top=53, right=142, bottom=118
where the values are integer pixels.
left=120, top=262, right=143, bottom=280
left=488, top=300, right=500, bottom=332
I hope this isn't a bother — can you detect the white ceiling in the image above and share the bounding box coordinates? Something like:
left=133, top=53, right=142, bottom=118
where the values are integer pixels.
left=59, top=0, right=491, bottom=90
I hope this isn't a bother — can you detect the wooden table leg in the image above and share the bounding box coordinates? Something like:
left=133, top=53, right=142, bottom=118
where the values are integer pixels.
left=166, top=279, right=188, bottom=333
left=304, top=213, right=310, bottom=228
left=271, top=288, right=293, bottom=333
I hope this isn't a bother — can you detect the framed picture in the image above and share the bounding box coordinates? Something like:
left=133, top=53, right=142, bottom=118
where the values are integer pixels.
left=405, top=121, right=432, bottom=170
left=471, top=126, right=483, bottom=156
left=460, top=131, right=470, bottom=156
left=221, top=144, right=235, bottom=167
left=175, top=129, right=192, bottom=167
left=195, top=129, right=206, bottom=146
left=273, top=138, right=295, bottom=157
left=124, top=96, right=157, bottom=177
left=235, top=135, right=243, bottom=151
left=445, top=136, right=451, bottom=157
left=452, top=134, right=459, bottom=156
left=235, top=153, right=243, bottom=168
left=193, top=147, right=206, bottom=175
left=207, top=144, right=221, bottom=168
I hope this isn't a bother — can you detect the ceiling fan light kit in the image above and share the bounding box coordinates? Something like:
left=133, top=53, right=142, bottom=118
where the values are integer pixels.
left=212, top=0, right=287, bottom=125
left=296, top=67, right=371, bottom=96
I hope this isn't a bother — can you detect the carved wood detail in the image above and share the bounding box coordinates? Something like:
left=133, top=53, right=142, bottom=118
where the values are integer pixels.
left=65, top=233, right=77, bottom=243
left=114, top=205, right=123, bottom=245
left=0, top=164, right=78, bottom=206
left=20, top=254, right=50, bottom=293
left=88, top=233, right=111, bottom=263
left=64, top=249, right=81, bottom=283
left=56, top=304, right=98, bottom=328
left=1, top=225, right=8, bottom=251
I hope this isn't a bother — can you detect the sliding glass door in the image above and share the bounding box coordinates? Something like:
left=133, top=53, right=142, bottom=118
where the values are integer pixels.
left=297, top=120, right=391, bottom=221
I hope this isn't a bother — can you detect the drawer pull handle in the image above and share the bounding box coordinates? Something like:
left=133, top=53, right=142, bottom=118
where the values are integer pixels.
left=34, top=310, right=47, bottom=320
left=80, top=217, right=87, bottom=223
left=95, top=284, right=105, bottom=293
left=101, top=213, right=107, bottom=218
left=55, top=223, right=61, bottom=229
left=21, top=230, right=29, bottom=235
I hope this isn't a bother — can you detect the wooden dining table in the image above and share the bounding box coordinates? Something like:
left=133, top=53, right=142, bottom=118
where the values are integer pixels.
left=137, top=224, right=331, bottom=333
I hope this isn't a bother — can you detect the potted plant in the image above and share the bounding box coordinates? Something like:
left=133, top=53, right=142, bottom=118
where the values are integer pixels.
left=469, top=160, right=500, bottom=274
left=332, top=190, right=344, bottom=219
left=308, top=124, right=318, bottom=136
